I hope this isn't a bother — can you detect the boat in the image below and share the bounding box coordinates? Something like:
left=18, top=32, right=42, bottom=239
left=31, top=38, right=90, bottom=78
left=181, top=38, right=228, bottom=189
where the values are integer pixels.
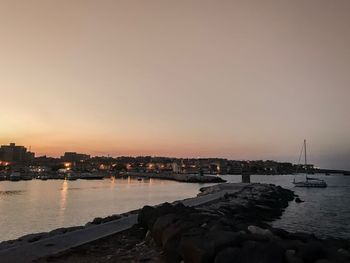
left=79, top=173, right=104, bottom=180
left=293, top=176, right=327, bottom=188
left=66, top=174, right=78, bottom=181
left=40, top=175, right=49, bottom=180
left=293, top=140, right=327, bottom=188
left=9, top=172, right=21, bottom=181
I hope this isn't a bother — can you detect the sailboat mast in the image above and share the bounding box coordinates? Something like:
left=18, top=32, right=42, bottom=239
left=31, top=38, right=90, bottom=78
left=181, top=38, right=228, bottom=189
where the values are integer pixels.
left=304, top=140, right=307, bottom=165
left=304, top=139, right=307, bottom=173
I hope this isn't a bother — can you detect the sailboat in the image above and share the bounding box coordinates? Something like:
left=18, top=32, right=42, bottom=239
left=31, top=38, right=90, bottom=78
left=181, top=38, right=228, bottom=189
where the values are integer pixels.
left=293, top=140, right=327, bottom=188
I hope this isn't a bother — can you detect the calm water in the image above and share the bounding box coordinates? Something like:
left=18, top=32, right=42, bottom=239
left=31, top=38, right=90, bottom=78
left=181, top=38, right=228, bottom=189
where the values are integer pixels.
left=222, top=174, right=350, bottom=239
left=0, top=175, right=349, bottom=242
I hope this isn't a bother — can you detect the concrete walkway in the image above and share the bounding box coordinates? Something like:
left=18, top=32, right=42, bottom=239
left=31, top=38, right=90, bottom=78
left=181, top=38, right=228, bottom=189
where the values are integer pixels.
left=0, top=214, right=138, bottom=263
left=0, top=186, right=244, bottom=262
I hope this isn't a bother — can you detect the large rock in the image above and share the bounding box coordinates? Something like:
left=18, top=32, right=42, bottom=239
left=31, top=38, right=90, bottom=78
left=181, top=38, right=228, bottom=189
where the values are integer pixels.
left=206, top=230, right=241, bottom=253
left=297, top=241, right=327, bottom=262
left=237, top=240, right=285, bottom=263
left=161, top=220, right=197, bottom=259
left=152, top=213, right=177, bottom=245
left=285, top=249, right=304, bottom=263
left=138, top=203, right=187, bottom=229
left=214, top=247, right=241, bottom=263
left=179, top=234, right=216, bottom=263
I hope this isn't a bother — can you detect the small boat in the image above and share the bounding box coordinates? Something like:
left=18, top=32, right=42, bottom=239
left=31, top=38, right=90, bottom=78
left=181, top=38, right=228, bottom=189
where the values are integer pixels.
left=66, top=174, right=77, bottom=181
left=40, top=175, right=49, bottom=180
left=293, top=177, right=327, bottom=188
left=293, top=140, right=327, bottom=188
left=9, top=172, right=21, bottom=181
left=79, top=173, right=104, bottom=180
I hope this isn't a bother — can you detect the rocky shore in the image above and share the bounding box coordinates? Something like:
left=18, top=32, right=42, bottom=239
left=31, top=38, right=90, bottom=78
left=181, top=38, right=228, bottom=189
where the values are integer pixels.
left=137, top=184, right=350, bottom=263
left=2, top=183, right=350, bottom=262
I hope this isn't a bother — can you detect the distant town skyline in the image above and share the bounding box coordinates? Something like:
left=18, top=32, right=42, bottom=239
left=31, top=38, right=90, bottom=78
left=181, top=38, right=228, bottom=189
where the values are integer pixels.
left=1, top=1, right=349, bottom=170
left=0, top=141, right=346, bottom=171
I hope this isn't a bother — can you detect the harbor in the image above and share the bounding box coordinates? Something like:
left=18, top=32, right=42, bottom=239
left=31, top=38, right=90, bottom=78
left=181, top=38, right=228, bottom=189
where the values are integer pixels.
left=1, top=182, right=350, bottom=262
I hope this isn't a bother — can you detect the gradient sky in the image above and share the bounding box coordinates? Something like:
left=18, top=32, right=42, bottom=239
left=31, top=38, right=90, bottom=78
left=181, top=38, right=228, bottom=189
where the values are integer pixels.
left=0, top=1, right=349, bottom=169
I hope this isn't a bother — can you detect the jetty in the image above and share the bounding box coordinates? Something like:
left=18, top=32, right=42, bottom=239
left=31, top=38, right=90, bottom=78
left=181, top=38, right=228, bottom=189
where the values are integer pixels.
left=119, top=171, right=226, bottom=183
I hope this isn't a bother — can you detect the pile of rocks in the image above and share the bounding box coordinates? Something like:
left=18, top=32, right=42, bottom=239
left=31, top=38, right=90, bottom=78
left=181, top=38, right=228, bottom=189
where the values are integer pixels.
left=138, top=183, right=350, bottom=263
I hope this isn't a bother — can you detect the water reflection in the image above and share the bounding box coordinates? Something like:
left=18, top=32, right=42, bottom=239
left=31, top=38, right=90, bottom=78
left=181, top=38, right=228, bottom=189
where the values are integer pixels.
left=59, top=180, right=68, bottom=222
left=0, top=190, right=23, bottom=197
left=110, top=176, right=116, bottom=189
left=127, top=176, right=131, bottom=188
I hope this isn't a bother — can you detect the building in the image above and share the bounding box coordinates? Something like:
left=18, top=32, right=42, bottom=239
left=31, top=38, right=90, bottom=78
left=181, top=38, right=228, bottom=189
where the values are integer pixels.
left=61, top=152, right=90, bottom=163
left=0, top=143, right=35, bottom=163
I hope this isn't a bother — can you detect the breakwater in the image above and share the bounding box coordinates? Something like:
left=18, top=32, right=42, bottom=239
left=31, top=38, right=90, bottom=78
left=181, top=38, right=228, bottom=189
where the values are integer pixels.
left=121, top=172, right=226, bottom=183
left=137, top=183, right=350, bottom=263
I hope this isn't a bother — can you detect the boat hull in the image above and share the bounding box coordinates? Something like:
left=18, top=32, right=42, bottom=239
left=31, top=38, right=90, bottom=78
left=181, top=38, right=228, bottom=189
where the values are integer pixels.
left=293, top=182, right=327, bottom=188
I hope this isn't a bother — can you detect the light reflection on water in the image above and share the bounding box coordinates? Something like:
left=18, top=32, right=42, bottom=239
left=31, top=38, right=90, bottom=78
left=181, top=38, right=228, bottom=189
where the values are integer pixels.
left=0, top=175, right=349, bottom=241
left=0, top=177, right=207, bottom=241
left=58, top=180, right=68, bottom=225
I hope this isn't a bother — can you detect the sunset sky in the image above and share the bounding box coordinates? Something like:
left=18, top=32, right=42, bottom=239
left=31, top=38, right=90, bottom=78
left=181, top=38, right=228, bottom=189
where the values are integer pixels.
left=0, top=1, right=349, bottom=169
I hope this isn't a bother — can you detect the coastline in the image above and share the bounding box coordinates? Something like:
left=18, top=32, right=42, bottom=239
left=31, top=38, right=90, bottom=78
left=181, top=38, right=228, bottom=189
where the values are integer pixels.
left=1, top=183, right=349, bottom=262
left=118, top=172, right=226, bottom=183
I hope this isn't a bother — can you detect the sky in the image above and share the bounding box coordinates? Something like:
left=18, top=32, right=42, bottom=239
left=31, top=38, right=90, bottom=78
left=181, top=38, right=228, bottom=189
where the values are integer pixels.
left=0, top=1, right=349, bottom=169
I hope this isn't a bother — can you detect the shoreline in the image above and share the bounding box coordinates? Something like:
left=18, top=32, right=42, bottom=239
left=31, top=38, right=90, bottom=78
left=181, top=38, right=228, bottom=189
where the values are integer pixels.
left=1, top=183, right=349, bottom=262
left=118, top=172, right=226, bottom=183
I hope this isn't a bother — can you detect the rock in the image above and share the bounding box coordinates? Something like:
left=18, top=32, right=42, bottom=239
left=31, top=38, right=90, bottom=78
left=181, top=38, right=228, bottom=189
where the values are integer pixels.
left=297, top=241, right=326, bottom=262
left=288, top=232, right=316, bottom=242
left=337, top=248, right=350, bottom=260
left=138, top=203, right=189, bottom=230
left=206, top=230, right=241, bottom=253
left=270, top=228, right=290, bottom=239
left=214, top=247, right=241, bottom=263
left=162, top=221, right=196, bottom=259
left=152, top=213, right=177, bottom=245
left=247, top=225, right=273, bottom=237
left=238, top=240, right=285, bottom=263
left=285, top=249, right=304, bottom=263
left=101, top=214, right=121, bottom=223
left=239, top=232, right=270, bottom=243
left=144, top=230, right=155, bottom=246
left=138, top=205, right=159, bottom=229
left=179, top=234, right=215, bottom=263
left=315, top=260, right=333, bottom=263
left=295, top=198, right=304, bottom=203
left=27, top=234, right=44, bottom=243
left=91, top=217, right=103, bottom=224
left=281, top=239, right=305, bottom=251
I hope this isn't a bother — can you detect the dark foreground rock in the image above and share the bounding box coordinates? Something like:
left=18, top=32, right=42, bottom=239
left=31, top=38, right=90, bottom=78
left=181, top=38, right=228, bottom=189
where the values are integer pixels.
left=136, top=183, right=350, bottom=263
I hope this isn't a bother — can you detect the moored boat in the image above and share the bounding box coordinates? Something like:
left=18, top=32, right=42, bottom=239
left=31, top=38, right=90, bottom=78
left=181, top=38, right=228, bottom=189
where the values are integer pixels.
left=10, top=172, right=21, bottom=181
left=293, top=140, right=327, bottom=188
left=79, top=173, right=104, bottom=180
left=293, top=176, right=327, bottom=188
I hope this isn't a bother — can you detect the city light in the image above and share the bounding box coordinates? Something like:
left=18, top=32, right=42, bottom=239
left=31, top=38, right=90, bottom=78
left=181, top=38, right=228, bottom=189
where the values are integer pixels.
left=64, top=162, right=71, bottom=168
left=0, top=161, right=10, bottom=166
